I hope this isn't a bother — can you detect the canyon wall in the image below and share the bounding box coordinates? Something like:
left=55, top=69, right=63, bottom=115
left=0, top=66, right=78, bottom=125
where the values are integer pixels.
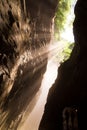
left=39, top=0, right=87, bottom=130
left=0, top=0, right=58, bottom=129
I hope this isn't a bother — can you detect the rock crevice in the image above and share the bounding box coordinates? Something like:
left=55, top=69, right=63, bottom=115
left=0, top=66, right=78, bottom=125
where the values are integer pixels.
left=39, top=0, right=87, bottom=130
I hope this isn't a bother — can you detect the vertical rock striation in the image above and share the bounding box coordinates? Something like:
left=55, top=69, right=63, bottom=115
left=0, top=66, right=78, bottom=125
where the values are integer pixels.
left=0, top=0, right=58, bottom=129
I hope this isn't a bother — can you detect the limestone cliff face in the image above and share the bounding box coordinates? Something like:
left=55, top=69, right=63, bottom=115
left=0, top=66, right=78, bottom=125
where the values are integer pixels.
left=39, top=0, right=87, bottom=130
left=0, top=0, right=58, bottom=129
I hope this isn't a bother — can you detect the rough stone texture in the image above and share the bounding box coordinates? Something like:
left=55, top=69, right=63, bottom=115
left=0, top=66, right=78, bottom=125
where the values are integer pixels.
left=0, top=0, right=58, bottom=129
left=39, top=0, right=87, bottom=130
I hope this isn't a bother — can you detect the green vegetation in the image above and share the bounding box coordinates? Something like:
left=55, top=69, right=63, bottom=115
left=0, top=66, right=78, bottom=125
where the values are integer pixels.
left=54, top=0, right=76, bottom=62
left=53, top=41, right=74, bottom=64
left=54, top=0, right=73, bottom=40
left=62, top=42, right=74, bottom=61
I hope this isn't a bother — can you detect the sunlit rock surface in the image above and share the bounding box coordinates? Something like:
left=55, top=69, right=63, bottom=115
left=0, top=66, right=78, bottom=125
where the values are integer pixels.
left=0, top=0, right=58, bottom=129
left=39, top=0, right=87, bottom=130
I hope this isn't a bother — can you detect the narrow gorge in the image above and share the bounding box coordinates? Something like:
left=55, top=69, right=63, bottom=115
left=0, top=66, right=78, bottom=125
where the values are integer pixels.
left=0, top=0, right=87, bottom=130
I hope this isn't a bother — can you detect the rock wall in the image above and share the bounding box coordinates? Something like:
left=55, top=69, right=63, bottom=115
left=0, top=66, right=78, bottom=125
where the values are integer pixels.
left=0, top=0, right=58, bottom=129
left=39, top=0, right=87, bottom=130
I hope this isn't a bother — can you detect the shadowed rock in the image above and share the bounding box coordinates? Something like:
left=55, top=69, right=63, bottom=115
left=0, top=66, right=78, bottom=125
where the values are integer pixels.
left=39, top=0, right=87, bottom=130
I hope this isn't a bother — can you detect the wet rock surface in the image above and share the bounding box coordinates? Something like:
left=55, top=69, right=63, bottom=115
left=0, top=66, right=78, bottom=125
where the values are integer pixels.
left=0, top=0, right=57, bottom=129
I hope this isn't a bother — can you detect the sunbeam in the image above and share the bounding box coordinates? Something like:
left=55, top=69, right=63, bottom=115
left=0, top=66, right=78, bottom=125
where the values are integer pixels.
left=18, top=41, right=65, bottom=130
left=19, top=58, right=58, bottom=130
left=0, top=1, right=77, bottom=130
